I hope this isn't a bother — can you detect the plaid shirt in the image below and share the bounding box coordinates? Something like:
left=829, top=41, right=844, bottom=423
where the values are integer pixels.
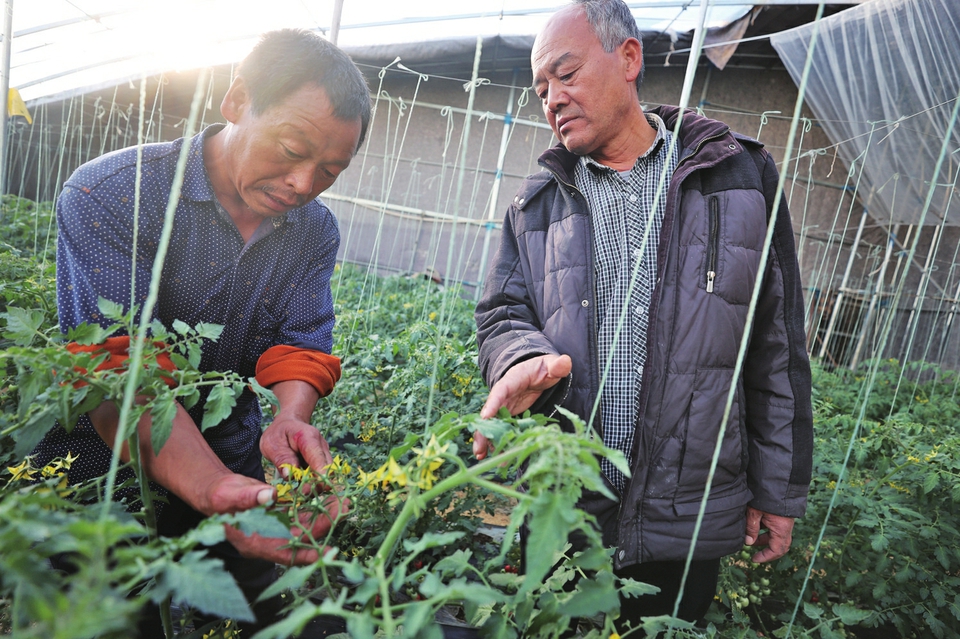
left=575, top=113, right=679, bottom=492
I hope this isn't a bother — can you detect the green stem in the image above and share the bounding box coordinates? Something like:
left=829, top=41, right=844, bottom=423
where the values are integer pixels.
left=373, top=446, right=527, bottom=567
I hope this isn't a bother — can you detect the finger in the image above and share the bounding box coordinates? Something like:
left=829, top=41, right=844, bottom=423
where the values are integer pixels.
left=292, top=428, right=333, bottom=471
left=224, top=525, right=322, bottom=566
left=296, top=495, right=349, bottom=539
left=545, top=354, right=573, bottom=382
left=751, top=536, right=790, bottom=563
left=209, top=478, right=275, bottom=514
left=480, top=382, right=512, bottom=419
left=744, top=507, right=763, bottom=546
left=473, top=431, right=490, bottom=460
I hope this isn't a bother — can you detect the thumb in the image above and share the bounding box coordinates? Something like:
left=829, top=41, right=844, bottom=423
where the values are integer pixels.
left=744, top=507, right=762, bottom=545
left=545, top=354, right=573, bottom=381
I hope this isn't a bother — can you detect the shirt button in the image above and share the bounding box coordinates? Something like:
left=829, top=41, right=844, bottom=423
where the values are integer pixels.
left=629, top=194, right=638, bottom=203
left=581, top=299, right=589, bottom=307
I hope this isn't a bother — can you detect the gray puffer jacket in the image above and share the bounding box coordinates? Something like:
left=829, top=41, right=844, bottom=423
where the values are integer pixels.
left=476, top=105, right=812, bottom=567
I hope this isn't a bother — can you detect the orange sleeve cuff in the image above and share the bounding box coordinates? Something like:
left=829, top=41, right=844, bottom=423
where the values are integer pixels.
left=255, top=345, right=341, bottom=397
left=67, top=336, right=177, bottom=388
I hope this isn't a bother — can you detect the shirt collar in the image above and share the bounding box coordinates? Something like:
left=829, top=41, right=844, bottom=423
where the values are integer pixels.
left=581, top=112, right=669, bottom=175
left=180, top=123, right=226, bottom=203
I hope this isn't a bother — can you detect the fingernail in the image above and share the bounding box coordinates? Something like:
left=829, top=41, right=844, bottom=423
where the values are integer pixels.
left=257, top=488, right=273, bottom=505
left=280, top=466, right=290, bottom=479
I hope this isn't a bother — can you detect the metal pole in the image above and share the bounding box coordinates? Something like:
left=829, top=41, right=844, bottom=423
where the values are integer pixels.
left=849, top=224, right=898, bottom=370
left=899, top=224, right=942, bottom=362
left=330, top=0, right=345, bottom=45
left=0, top=0, right=14, bottom=196
left=817, top=207, right=869, bottom=362
left=475, top=73, right=517, bottom=300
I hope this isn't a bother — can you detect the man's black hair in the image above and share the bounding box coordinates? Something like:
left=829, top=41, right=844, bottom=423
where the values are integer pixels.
left=238, top=28, right=372, bottom=148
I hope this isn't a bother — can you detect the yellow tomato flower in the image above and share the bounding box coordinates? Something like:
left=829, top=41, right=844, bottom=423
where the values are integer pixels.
left=275, top=483, right=293, bottom=503
left=328, top=455, right=352, bottom=477
left=382, top=458, right=408, bottom=489
left=6, top=458, right=37, bottom=482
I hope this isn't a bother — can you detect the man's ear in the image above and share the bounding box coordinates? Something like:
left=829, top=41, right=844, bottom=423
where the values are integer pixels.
left=621, top=37, right=643, bottom=84
left=221, top=76, right=252, bottom=124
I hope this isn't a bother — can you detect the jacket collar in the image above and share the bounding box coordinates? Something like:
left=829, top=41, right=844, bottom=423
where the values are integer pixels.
left=537, top=104, right=736, bottom=184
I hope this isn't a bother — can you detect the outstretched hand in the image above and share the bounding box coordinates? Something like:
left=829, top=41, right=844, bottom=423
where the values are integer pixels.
left=744, top=506, right=795, bottom=563
left=473, top=354, right=572, bottom=459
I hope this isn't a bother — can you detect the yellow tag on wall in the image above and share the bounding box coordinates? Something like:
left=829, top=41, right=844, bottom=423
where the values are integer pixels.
left=8, top=88, right=32, bottom=125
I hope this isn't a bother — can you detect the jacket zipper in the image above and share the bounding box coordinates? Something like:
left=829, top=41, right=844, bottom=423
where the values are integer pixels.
left=706, top=196, right=719, bottom=293
left=630, top=124, right=732, bottom=566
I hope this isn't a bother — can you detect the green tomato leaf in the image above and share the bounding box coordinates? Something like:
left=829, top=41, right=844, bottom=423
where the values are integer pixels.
left=432, top=549, right=473, bottom=578
left=169, top=352, right=190, bottom=370
left=180, top=520, right=227, bottom=547
left=832, top=603, right=872, bottom=625
left=154, top=550, right=253, bottom=622
left=256, top=564, right=316, bottom=603
left=803, top=601, right=824, bottom=619
left=935, top=545, right=951, bottom=570
left=66, top=322, right=115, bottom=346
left=571, top=545, right=614, bottom=572
left=398, top=602, right=441, bottom=639
left=869, top=532, right=888, bottom=552
left=186, top=341, right=203, bottom=369
left=97, top=297, right=126, bottom=321
left=149, top=392, right=178, bottom=455
left=195, top=322, right=225, bottom=341
left=1, top=308, right=45, bottom=345
left=250, top=377, right=280, bottom=414
left=521, top=492, right=577, bottom=594
left=923, top=471, right=939, bottom=494
left=172, top=319, right=191, bottom=336
left=472, top=415, right=512, bottom=443
left=387, top=431, right=421, bottom=460
left=402, top=531, right=464, bottom=556
left=149, top=319, right=169, bottom=341
left=201, top=383, right=238, bottom=431
left=618, top=576, right=661, bottom=598
left=562, top=569, right=619, bottom=617
left=14, top=408, right=57, bottom=458
left=248, top=602, right=321, bottom=639
left=222, top=509, right=290, bottom=539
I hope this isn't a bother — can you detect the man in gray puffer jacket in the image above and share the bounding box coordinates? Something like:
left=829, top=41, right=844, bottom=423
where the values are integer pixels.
left=473, top=0, right=813, bottom=627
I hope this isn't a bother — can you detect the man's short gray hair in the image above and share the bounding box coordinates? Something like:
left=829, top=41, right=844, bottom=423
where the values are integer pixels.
left=573, top=0, right=644, bottom=92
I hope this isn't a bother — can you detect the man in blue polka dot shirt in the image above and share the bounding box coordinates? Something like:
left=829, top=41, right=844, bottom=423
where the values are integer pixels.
left=36, top=29, right=371, bottom=635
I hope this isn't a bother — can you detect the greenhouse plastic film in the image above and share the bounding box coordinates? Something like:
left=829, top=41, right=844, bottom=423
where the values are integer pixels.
left=770, top=0, right=960, bottom=226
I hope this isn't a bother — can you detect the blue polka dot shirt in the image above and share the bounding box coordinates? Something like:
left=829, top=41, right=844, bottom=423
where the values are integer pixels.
left=36, top=124, right=340, bottom=502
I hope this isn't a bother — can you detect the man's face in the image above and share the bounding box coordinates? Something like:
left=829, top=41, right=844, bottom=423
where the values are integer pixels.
left=532, top=7, right=638, bottom=159
left=223, top=82, right=362, bottom=217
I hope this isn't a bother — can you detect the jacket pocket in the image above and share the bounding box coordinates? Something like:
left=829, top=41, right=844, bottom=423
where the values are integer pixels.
left=698, top=191, right=765, bottom=306
left=675, top=368, right=745, bottom=498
